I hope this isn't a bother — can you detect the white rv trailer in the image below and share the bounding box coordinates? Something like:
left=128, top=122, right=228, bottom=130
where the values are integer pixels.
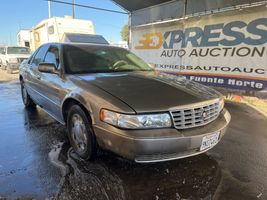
left=29, top=16, right=95, bottom=50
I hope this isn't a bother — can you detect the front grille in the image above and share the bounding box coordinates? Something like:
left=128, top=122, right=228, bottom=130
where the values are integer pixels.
left=18, top=58, right=27, bottom=63
left=170, top=99, right=220, bottom=129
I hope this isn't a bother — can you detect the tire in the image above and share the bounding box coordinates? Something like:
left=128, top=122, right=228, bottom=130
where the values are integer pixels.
left=7, top=67, right=12, bottom=74
left=21, top=81, right=36, bottom=108
left=67, top=105, right=97, bottom=160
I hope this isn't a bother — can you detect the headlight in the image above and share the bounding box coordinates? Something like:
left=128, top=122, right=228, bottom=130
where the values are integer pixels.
left=9, top=58, right=18, bottom=63
left=219, top=98, right=224, bottom=111
left=100, top=109, right=172, bottom=129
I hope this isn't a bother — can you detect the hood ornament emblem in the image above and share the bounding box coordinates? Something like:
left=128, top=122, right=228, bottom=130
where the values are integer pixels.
left=201, top=109, right=208, bottom=120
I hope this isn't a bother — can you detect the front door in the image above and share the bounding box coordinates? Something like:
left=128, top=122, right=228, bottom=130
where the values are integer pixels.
left=38, top=45, right=67, bottom=122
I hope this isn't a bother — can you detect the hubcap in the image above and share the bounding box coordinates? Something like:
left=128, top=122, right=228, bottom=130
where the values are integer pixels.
left=71, top=114, right=88, bottom=152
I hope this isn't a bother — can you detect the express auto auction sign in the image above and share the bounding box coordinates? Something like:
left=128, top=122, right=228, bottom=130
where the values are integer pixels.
left=131, top=7, right=267, bottom=91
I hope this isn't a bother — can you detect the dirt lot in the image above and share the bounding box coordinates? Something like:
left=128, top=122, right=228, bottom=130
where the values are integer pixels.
left=226, top=95, right=267, bottom=117
left=0, top=69, right=19, bottom=82
left=243, top=97, right=267, bottom=117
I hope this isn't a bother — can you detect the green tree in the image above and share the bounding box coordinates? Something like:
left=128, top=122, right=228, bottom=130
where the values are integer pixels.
left=121, top=24, right=129, bottom=43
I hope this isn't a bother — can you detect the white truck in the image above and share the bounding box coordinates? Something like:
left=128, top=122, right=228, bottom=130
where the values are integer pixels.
left=0, top=46, right=31, bottom=74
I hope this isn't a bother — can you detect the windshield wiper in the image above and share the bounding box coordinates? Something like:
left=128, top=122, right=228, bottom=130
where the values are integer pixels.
left=72, top=69, right=154, bottom=74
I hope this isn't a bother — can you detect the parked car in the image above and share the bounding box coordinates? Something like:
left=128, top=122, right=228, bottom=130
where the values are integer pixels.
left=19, top=43, right=231, bottom=163
left=0, top=46, right=31, bottom=73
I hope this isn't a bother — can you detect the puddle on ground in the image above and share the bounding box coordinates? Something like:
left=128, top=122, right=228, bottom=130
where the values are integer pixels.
left=49, top=142, right=222, bottom=200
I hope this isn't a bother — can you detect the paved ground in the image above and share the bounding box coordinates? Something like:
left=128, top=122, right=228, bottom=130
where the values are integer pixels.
left=0, top=81, right=267, bottom=200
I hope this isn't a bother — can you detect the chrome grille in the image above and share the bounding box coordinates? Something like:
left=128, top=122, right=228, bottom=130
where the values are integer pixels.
left=18, top=58, right=27, bottom=63
left=170, top=100, right=220, bottom=129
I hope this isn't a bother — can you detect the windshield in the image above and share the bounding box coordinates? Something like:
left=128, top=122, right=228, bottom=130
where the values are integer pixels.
left=7, top=47, right=31, bottom=54
left=63, top=45, right=153, bottom=74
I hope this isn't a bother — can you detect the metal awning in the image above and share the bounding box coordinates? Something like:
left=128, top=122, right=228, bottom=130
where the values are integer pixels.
left=112, top=0, right=173, bottom=11
left=113, top=0, right=266, bottom=26
left=113, top=0, right=266, bottom=12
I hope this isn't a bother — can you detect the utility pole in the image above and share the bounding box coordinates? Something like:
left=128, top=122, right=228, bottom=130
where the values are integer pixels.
left=72, top=0, right=75, bottom=18
left=48, top=0, right=51, bottom=18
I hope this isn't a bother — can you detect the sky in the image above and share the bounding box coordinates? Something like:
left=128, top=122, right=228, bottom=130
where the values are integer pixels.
left=0, top=0, right=128, bottom=45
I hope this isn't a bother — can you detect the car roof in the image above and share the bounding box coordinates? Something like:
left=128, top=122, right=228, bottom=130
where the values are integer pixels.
left=63, top=33, right=109, bottom=45
left=45, top=42, right=126, bottom=51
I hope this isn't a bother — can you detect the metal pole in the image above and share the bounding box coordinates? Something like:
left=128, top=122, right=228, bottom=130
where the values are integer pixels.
left=48, top=0, right=51, bottom=18
left=72, top=0, right=75, bottom=18
left=184, top=0, right=187, bottom=17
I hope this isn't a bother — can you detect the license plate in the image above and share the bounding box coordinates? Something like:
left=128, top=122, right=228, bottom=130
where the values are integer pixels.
left=200, top=132, right=220, bottom=151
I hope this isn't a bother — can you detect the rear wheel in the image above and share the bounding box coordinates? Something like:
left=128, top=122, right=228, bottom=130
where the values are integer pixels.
left=67, top=105, right=97, bottom=160
left=21, top=81, right=36, bottom=108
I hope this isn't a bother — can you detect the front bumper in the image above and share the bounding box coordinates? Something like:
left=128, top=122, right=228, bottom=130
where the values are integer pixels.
left=7, top=63, right=20, bottom=70
left=94, top=109, right=231, bottom=163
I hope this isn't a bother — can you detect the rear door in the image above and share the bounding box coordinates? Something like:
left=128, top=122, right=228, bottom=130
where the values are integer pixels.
left=26, top=44, right=49, bottom=106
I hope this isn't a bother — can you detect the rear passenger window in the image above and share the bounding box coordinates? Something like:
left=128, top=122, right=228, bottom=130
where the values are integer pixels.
left=44, top=46, right=60, bottom=68
left=31, top=45, right=48, bottom=67
left=28, top=50, right=39, bottom=64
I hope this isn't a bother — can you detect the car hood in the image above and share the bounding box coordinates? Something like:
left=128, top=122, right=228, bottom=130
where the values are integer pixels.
left=74, top=71, right=222, bottom=113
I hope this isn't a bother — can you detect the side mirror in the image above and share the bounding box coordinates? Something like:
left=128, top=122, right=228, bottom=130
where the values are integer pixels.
left=38, top=63, right=59, bottom=75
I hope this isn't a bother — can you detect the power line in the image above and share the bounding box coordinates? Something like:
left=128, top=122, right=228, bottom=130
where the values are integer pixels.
left=44, top=0, right=128, bottom=15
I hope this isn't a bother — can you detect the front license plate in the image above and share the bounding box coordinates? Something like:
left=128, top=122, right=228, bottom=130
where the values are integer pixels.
left=200, top=132, right=220, bottom=151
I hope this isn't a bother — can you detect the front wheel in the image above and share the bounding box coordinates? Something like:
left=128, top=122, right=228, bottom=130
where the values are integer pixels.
left=21, top=81, right=36, bottom=108
left=67, top=105, right=97, bottom=160
left=7, top=66, right=12, bottom=74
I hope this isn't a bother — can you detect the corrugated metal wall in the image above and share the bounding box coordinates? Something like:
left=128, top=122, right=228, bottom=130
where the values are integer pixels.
left=131, top=1, right=185, bottom=26
left=186, top=0, right=263, bottom=14
left=131, top=0, right=266, bottom=26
